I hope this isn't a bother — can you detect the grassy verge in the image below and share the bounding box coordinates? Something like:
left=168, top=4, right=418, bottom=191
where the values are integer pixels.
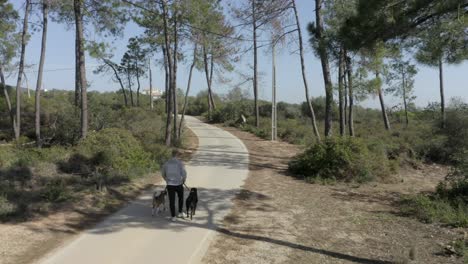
left=400, top=194, right=468, bottom=227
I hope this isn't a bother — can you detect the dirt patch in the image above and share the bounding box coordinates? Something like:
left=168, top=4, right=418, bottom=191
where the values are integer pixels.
left=202, top=125, right=464, bottom=264
left=0, top=126, right=198, bottom=264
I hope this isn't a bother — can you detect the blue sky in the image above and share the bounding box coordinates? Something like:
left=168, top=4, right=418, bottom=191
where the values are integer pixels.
left=5, top=0, right=468, bottom=109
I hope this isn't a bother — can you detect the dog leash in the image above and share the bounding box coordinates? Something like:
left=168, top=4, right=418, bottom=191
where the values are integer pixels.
left=183, top=183, right=191, bottom=191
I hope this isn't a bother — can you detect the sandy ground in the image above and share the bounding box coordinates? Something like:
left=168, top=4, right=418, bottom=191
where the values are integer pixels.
left=0, top=127, right=198, bottom=264
left=202, top=125, right=464, bottom=264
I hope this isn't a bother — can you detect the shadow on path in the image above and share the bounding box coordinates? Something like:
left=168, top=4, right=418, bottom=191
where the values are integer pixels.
left=30, top=186, right=394, bottom=264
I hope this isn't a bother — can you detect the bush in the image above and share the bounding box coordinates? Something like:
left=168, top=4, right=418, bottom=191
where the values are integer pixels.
left=41, top=179, right=71, bottom=203
left=401, top=152, right=468, bottom=227
left=0, top=146, right=17, bottom=168
left=209, top=101, right=253, bottom=124
left=76, top=128, right=156, bottom=178
left=288, top=137, right=392, bottom=183
left=400, top=194, right=468, bottom=227
left=0, top=194, right=15, bottom=218
left=278, top=119, right=315, bottom=145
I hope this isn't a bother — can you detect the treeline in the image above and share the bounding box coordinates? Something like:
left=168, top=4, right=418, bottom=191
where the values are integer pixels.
left=1, top=0, right=466, bottom=146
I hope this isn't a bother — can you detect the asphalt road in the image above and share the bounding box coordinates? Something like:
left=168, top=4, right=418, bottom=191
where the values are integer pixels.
left=37, top=116, right=249, bottom=264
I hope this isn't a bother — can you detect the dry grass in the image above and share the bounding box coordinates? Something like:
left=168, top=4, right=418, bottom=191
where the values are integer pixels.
left=0, top=126, right=199, bottom=264
left=202, top=126, right=465, bottom=264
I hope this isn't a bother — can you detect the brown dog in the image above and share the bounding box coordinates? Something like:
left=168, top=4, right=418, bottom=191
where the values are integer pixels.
left=152, top=190, right=167, bottom=216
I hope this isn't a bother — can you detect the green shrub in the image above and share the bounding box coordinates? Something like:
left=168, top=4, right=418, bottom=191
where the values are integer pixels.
left=41, top=179, right=71, bottom=202
left=0, top=146, right=17, bottom=168
left=400, top=194, right=468, bottom=227
left=288, top=137, right=391, bottom=183
left=141, top=142, right=171, bottom=167
left=401, top=152, right=468, bottom=227
left=0, top=194, right=16, bottom=218
left=452, top=239, right=468, bottom=261
left=278, top=119, right=315, bottom=145
left=76, top=128, right=156, bottom=178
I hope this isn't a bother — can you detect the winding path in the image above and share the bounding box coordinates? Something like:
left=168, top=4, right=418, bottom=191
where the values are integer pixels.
left=37, top=116, right=249, bottom=264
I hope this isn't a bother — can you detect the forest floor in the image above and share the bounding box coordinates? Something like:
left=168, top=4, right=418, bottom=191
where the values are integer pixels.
left=202, top=125, right=465, bottom=264
left=0, top=128, right=198, bottom=264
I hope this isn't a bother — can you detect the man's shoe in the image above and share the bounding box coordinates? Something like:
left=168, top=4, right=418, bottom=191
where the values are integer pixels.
left=177, top=212, right=184, bottom=218
left=171, top=217, right=176, bottom=222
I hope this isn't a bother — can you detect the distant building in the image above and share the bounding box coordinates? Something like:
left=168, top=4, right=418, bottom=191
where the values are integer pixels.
left=143, top=88, right=162, bottom=99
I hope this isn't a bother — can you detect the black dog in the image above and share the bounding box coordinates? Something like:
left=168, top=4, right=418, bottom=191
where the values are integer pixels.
left=185, top=188, right=198, bottom=220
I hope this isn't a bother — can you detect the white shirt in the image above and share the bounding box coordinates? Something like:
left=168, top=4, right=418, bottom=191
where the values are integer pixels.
left=162, top=158, right=187, bottom=186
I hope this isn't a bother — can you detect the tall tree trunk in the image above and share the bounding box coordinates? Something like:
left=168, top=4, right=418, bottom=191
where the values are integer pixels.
left=161, top=0, right=173, bottom=146
left=439, top=58, right=445, bottom=128
left=345, top=52, right=355, bottom=136
left=35, top=0, right=49, bottom=147
left=15, top=0, right=31, bottom=140
left=105, top=60, right=127, bottom=106
left=402, top=70, right=409, bottom=127
left=203, top=45, right=213, bottom=120
left=209, top=54, right=216, bottom=109
left=74, top=22, right=80, bottom=107
left=149, top=58, right=153, bottom=110
left=163, top=47, right=169, bottom=114
left=252, top=0, right=259, bottom=128
left=172, top=9, right=179, bottom=143
left=126, top=64, right=134, bottom=107
left=0, top=66, right=16, bottom=137
left=292, top=0, right=320, bottom=141
left=74, top=0, right=88, bottom=139
left=136, top=63, right=141, bottom=107
left=315, top=0, right=333, bottom=137
left=344, top=65, right=348, bottom=125
left=179, top=43, right=197, bottom=139
left=376, top=72, right=391, bottom=130
left=338, top=48, right=345, bottom=136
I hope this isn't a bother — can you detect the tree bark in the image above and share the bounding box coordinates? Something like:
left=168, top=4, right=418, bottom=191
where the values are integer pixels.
left=376, top=72, right=391, bottom=131
left=345, top=51, right=355, bottom=136
left=161, top=0, right=173, bottom=146
left=163, top=47, right=169, bottom=114
left=126, top=63, right=134, bottom=107
left=209, top=53, right=216, bottom=109
left=292, top=0, right=320, bottom=141
left=0, top=66, right=16, bottom=137
left=105, top=60, right=127, bottom=106
left=439, top=58, right=445, bottom=128
left=136, top=62, right=141, bottom=107
left=203, top=45, right=213, bottom=120
left=179, top=43, right=197, bottom=139
left=338, top=48, right=345, bottom=136
left=35, top=0, right=49, bottom=147
left=343, top=64, right=348, bottom=125
left=149, top=59, right=153, bottom=110
left=74, top=19, right=80, bottom=107
left=402, top=70, right=409, bottom=127
left=15, top=0, right=31, bottom=140
left=74, top=0, right=88, bottom=139
left=315, top=0, right=333, bottom=137
left=252, top=0, right=259, bottom=128
left=172, top=9, right=179, bottom=143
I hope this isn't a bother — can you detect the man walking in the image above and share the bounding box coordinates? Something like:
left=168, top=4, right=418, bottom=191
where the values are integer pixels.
left=162, top=149, right=187, bottom=221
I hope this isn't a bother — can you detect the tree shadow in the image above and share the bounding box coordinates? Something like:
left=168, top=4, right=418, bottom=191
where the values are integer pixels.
left=29, top=186, right=394, bottom=264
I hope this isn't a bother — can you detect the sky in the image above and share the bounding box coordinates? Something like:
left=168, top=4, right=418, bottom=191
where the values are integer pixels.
left=5, top=0, right=468, bottom=109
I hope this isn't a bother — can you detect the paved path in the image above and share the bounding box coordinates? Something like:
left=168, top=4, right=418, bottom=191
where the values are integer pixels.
left=37, top=116, right=249, bottom=264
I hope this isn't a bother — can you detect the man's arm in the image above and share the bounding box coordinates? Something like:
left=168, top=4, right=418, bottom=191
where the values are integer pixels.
left=180, top=161, right=187, bottom=183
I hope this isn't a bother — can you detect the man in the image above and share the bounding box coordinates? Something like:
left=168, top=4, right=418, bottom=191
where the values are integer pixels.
left=162, top=149, right=187, bottom=221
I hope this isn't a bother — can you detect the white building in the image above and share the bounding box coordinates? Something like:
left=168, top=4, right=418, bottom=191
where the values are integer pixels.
left=143, top=88, right=163, bottom=99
